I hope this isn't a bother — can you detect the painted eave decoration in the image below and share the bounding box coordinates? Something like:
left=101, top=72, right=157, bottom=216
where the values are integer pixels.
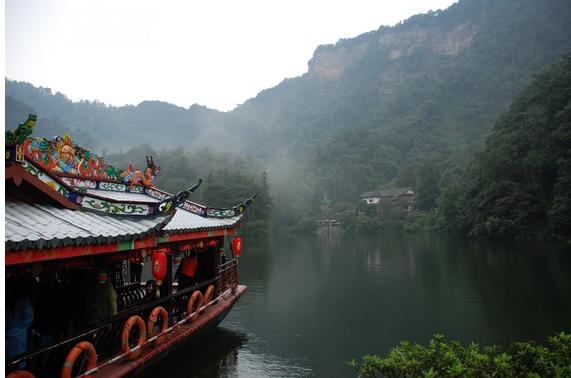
left=5, top=114, right=256, bottom=251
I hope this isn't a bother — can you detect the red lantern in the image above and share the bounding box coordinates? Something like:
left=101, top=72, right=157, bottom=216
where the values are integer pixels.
left=152, top=249, right=167, bottom=283
left=231, top=237, right=243, bottom=258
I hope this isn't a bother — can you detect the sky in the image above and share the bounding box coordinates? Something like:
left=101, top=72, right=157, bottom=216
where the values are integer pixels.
left=6, top=0, right=457, bottom=112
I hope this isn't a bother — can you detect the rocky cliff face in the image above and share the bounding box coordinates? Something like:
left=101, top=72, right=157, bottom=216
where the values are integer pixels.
left=308, top=41, right=369, bottom=80
left=308, top=15, right=479, bottom=81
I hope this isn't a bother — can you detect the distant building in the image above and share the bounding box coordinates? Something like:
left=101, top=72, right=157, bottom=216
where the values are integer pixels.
left=360, top=191, right=381, bottom=205
left=360, top=187, right=415, bottom=205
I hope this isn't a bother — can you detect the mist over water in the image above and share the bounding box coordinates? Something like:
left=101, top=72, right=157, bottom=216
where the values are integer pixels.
left=142, top=232, right=571, bottom=377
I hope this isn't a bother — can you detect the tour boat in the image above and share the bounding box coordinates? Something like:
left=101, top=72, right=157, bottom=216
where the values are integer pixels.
left=5, top=115, right=253, bottom=378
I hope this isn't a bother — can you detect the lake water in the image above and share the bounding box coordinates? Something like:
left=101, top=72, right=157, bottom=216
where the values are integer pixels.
left=144, top=230, right=571, bottom=377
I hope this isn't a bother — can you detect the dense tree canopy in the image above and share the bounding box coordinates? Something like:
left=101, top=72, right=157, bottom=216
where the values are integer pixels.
left=107, top=147, right=273, bottom=238
left=439, top=54, right=571, bottom=242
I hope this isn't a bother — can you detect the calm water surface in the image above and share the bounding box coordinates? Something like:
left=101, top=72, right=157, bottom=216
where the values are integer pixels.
left=144, top=231, right=571, bottom=377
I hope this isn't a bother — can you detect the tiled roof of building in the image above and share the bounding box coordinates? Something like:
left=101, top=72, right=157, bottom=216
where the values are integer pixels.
left=164, top=209, right=241, bottom=233
left=360, top=187, right=415, bottom=198
left=5, top=127, right=249, bottom=252
left=84, top=188, right=243, bottom=233
left=360, top=191, right=380, bottom=198
left=378, top=187, right=414, bottom=197
left=5, top=190, right=244, bottom=250
left=5, top=200, right=172, bottom=251
left=84, top=189, right=161, bottom=203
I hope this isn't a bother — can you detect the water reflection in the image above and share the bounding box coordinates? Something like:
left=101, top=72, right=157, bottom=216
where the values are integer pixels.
left=141, top=233, right=571, bottom=377
left=316, top=226, right=343, bottom=249
left=137, top=328, right=246, bottom=377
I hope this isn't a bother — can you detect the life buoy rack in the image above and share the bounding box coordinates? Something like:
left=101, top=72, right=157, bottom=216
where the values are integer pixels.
left=147, top=306, right=169, bottom=346
left=6, top=370, right=35, bottom=378
left=121, top=315, right=147, bottom=360
left=202, top=285, right=215, bottom=312
left=60, top=341, right=97, bottom=378
left=186, top=290, right=203, bottom=320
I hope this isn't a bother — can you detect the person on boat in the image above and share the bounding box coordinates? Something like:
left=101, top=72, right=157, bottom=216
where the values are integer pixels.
left=145, top=279, right=158, bottom=301
left=174, top=251, right=199, bottom=290
left=6, top=288, right=34, bottom=365
left=93, top=270, right=117, bottom=323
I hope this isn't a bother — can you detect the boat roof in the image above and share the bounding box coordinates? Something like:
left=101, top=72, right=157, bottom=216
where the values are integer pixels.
left=5, top=115, right=254, bottom=258
left=6, top=199, right=172, bottom=251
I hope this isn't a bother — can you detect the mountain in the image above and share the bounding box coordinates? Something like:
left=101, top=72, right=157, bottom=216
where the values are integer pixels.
left=5, top=80, right=227, bottom=152
left=6, top=0, right=571, bottom=210
left=226, top=0, right=571, bottom=200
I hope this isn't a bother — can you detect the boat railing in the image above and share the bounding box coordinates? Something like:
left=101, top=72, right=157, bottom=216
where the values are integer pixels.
left=5, top=260, right=239, bottom=377
left=217, top=258, right=239, bottom=296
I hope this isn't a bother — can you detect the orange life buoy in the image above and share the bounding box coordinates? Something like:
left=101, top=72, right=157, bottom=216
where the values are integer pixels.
left=121, top=315, right=147, bottom=360
left=147, top=306, right=169, bottom=346
left=6, top=370, right=35, bottom=378
left=202, top=285, right=215, bottom=311
left=60, top=341, right=97, bottom=378
left=186, top=290, right=203, bottom=320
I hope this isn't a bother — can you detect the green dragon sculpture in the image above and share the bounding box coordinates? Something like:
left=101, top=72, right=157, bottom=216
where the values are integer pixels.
left=6, top=114, right=37, bottom=145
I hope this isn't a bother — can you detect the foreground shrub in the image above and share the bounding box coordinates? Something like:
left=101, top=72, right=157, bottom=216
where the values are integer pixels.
left=351, top=332, right=571, bottom=377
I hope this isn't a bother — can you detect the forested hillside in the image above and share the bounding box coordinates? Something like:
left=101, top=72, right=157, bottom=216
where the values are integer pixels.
left=261, top=0, right=571, bottom=201
left=438, top=54, right=571, bottom=242
left=6, top=0, right=571, bottom=233
left=5, top=82, right=226, bottom=151
left=106, top=146, right=273, bottom=238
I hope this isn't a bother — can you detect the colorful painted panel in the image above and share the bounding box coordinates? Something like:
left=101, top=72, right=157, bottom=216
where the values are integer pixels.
left=82, top=197, right=151, bottom=215
left=206, top=194, right=256, bottom=218
left=99, top=182, right=127, bottom=192
left=129, top=186, right=145, bottom=193
left=60, top=177, right=98, bottom=189
left=5, top=144, right=22, bottom=164
left=23, top=135, right=120, bottom=180
left=22, top=160, right=71, bottom=198
left=207, top=208, right=237, bottom=218
left=182, top=201, right=207, bottom=216
left=146, top=188, right=170, bottom=200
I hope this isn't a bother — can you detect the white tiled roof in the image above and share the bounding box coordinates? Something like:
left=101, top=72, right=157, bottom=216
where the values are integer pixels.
left=5, top=200, right=171, bottom=251
left=164, top=209, right=241, bottom=233
left=85, top=189, right=161, bottom=203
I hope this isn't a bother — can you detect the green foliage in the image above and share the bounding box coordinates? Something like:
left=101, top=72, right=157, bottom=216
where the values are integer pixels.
left=438, top=54, right=571, bottom=243
left=351, top=332, right=571, bottom=378
left=306, top=0, right=571, bottom=206
left=107, top=146, right=273, bottom=238
left=201, top=169, right=273, bottom=238
left=343, top=201, right=438, bottom=234
left=414, top=162, right=441, bottom=211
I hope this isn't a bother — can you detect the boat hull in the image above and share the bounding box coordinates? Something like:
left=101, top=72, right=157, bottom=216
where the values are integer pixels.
left=96, top=285, right=247, bottom=378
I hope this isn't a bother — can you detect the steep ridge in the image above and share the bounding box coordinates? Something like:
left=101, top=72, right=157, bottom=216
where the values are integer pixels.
left=6, top=0, right=571, bottom=203
left=228, top=0, right=571, bottom=200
